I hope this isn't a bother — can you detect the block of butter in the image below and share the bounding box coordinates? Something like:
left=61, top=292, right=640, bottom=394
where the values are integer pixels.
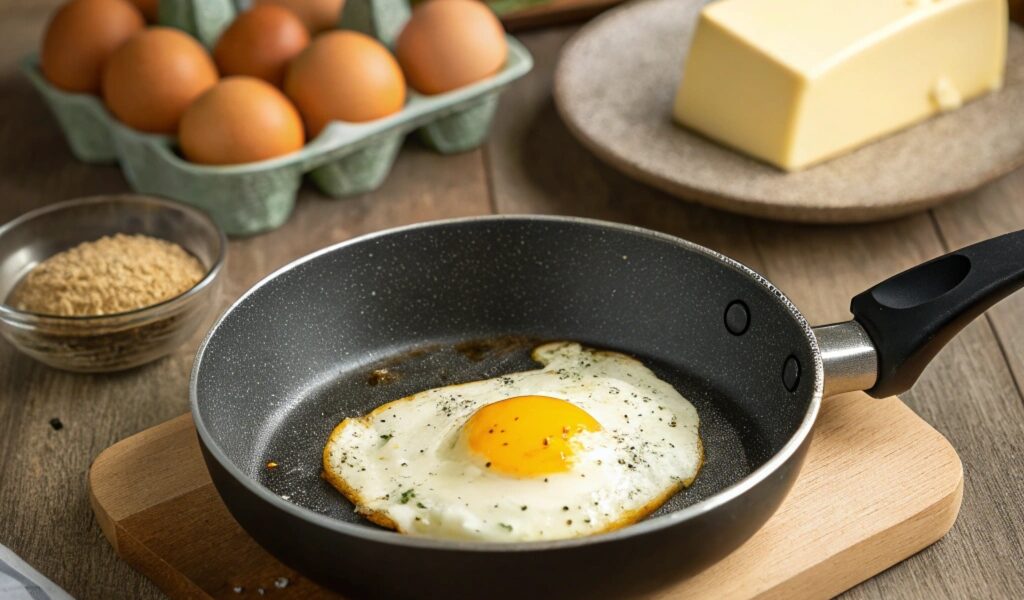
left=673, top=0, right=1007, bottom=171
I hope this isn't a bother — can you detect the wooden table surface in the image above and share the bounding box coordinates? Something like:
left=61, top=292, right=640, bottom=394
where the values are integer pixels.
left=1, top=2, right=1023, bottom=599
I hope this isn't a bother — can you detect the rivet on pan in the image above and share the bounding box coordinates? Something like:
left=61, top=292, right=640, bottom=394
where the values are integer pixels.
left=724, top=300, right=750, bottom=335
left=782, top=355, right=801, bottom=392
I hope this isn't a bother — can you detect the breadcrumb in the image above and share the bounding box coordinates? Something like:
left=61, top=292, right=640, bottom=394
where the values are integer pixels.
left=10, top=233, right=205, bottom=316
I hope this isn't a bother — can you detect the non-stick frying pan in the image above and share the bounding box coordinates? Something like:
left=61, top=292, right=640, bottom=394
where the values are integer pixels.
left=191, top=216, right=1024, bottom=599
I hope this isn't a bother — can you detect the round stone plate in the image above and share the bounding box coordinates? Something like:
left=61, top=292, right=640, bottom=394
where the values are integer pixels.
left=554, top=0, right=1024, bottom=223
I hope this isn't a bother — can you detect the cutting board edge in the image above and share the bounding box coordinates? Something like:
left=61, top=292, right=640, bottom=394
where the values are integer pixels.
left=89, top=414, right=213, bottom=599
left=89, top=413, right=197, bottom=525
left=757, top=465, right=964, bottom=600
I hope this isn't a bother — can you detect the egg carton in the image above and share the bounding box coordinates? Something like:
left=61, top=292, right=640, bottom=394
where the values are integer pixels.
left=22, top=0, right=533, bottom=236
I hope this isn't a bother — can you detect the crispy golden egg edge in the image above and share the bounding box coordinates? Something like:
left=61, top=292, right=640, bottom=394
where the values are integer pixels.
left=320, top=343, right=705, bottom=539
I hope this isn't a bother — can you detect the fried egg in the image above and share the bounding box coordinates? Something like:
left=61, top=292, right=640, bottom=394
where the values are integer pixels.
left=322, top=342, right=702, bottom=542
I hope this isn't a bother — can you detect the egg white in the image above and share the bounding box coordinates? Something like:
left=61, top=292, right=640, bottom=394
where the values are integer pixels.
left=322, top=342, right=702, bottom=542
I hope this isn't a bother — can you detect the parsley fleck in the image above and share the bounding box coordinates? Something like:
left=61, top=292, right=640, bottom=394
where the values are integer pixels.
left=399, top=489, right=416, bottom=504
left=380, top=434, right=393, bottom=442
left=499, top=523, right=513, bottom=531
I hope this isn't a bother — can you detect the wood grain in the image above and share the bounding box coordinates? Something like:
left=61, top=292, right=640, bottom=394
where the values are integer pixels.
left=88, top=416, right=329, bottom=600
left=2, top=1, right=1024, bottom=599
left=930, top=168, right=1024, bottom=393
left=486, top=26, right=1024, bottom=600
left=87, top=395, right=963, bottom=600
left=484, top=28, right=768, bottom=272
left=0, top=7, right=490, bottom=600
left=745, top=212, right=1024, bottom=599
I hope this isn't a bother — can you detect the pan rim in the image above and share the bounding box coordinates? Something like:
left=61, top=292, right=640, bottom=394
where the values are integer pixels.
left=190, top=214, right=824, bottom=553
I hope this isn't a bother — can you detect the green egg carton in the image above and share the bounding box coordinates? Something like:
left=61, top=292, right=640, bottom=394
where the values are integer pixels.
left=21, top=0, right=533, bottom=236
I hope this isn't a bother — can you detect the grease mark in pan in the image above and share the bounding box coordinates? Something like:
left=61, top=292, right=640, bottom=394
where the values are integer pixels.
left=363, top=336, right=545, bottom=388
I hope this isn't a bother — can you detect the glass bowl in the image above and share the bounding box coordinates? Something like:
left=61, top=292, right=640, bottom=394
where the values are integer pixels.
left=0, top=195, right=226, bottom=372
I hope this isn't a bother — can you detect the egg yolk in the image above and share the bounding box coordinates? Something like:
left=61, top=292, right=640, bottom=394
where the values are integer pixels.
left=464, top=395, right=602, bottom=477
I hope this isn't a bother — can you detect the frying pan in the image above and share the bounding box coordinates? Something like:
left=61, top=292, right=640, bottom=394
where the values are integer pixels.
left=191, top=216, right=1024, bottom=599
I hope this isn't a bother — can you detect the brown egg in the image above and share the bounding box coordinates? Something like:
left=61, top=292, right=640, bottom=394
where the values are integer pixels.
left=254, top=0, right=344, bottom=33
left=102, top=27, right=219, bottom=133
left=40, top=0, right=145, bottom=94
left=179, top=77, right=304, bottom=165
left=396, top=0, right=507, bottom=95
left=126, top=0, right=158, bottom=22
left=214, top=5, right=309, bottom=87
left=284, top=31, right=405, bottom=136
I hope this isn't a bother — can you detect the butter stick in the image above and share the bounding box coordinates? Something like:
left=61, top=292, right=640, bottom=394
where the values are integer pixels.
left=673, top=0, right=1007, bottom=172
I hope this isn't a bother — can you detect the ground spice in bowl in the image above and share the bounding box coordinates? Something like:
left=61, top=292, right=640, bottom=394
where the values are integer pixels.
left=0, top=195, right=225, bottom=373
left=10, top=233, right=205, bottom=316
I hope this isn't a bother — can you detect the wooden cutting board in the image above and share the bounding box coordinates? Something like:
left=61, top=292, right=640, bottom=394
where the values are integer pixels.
left=88, top=393, right=963, bottom=599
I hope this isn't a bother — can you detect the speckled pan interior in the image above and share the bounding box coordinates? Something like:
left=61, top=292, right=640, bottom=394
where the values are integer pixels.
left=194, top=217, right=818, bottom=532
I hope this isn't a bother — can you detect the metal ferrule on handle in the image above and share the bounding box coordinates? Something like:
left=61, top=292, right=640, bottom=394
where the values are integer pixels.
left=814, top=321, right=878, bottom=397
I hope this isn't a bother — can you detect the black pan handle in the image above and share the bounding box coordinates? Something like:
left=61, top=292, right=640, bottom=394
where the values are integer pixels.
left=850, top=229, right=1024, bottom=398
